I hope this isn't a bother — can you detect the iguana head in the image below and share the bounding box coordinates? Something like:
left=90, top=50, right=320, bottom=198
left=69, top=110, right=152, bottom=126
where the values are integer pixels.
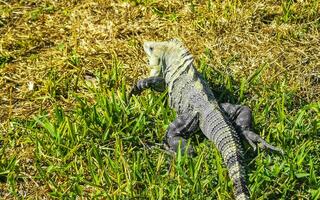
left=143, top=38, right=185, bottom=76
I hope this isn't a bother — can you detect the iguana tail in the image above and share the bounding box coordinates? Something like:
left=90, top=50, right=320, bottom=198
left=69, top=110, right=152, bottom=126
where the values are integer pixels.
left=201, top=109, right=249, bottom=200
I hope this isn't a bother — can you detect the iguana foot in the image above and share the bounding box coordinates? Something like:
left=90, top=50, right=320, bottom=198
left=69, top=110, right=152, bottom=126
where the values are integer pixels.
left=129, top=76, right=166, bottom=97
left=220, top=102, right=283, bottom=154
left=242, top=130, right=284, bottom=154
left=163, top=138, right=196, bottom=156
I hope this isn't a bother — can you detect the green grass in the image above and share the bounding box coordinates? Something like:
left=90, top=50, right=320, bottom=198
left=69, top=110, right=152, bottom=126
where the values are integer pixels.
left=0, top=0, right=319, bottom=199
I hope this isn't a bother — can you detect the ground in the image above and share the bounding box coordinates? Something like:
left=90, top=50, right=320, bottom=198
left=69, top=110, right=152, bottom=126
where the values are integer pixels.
left=0, top=0, right=319, bottom=199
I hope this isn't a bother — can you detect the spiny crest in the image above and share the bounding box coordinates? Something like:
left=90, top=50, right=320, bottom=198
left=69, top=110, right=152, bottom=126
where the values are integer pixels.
left=167, top=38, right=187, bottom=52
left=163, top=39, right=193, bottom=65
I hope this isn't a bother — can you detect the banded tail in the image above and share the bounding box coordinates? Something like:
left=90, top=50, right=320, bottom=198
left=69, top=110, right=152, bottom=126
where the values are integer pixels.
left=200, top=107, right=249, bottom=200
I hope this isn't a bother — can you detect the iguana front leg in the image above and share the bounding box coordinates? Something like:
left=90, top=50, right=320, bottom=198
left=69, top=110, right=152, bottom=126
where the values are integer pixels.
left=220, top=103, right=283, bottom=154
left=164, top=112, right=199, bottom=156
left=129, top=76, right=165, bottom=96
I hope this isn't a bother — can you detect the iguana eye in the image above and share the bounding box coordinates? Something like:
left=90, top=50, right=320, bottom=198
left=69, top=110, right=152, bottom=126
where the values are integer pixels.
left=149, top=47, right=154, bottom=52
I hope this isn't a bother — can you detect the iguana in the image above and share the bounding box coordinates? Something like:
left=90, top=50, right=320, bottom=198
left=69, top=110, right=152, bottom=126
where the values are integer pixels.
left=130, top=39, right=283, bottom=200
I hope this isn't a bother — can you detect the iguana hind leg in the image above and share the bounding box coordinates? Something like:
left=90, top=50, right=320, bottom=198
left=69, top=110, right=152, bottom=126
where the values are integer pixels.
left=164, top=112, right=199, bottom=156
left=129, top=77, right=165, bottom=96
left=220, top=103, right=283, bottom=154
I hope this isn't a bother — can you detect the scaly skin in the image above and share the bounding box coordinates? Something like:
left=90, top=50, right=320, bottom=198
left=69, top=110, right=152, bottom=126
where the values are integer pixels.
left=130, top=39, right=283, bottom=200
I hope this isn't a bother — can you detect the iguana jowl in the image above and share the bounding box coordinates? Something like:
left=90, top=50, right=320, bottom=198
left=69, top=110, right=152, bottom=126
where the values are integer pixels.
left=130, top=39, right=283, bottom=200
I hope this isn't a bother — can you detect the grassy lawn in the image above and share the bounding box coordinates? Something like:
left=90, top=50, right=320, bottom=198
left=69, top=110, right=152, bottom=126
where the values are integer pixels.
left=0, top=0, right=319, bottom=199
